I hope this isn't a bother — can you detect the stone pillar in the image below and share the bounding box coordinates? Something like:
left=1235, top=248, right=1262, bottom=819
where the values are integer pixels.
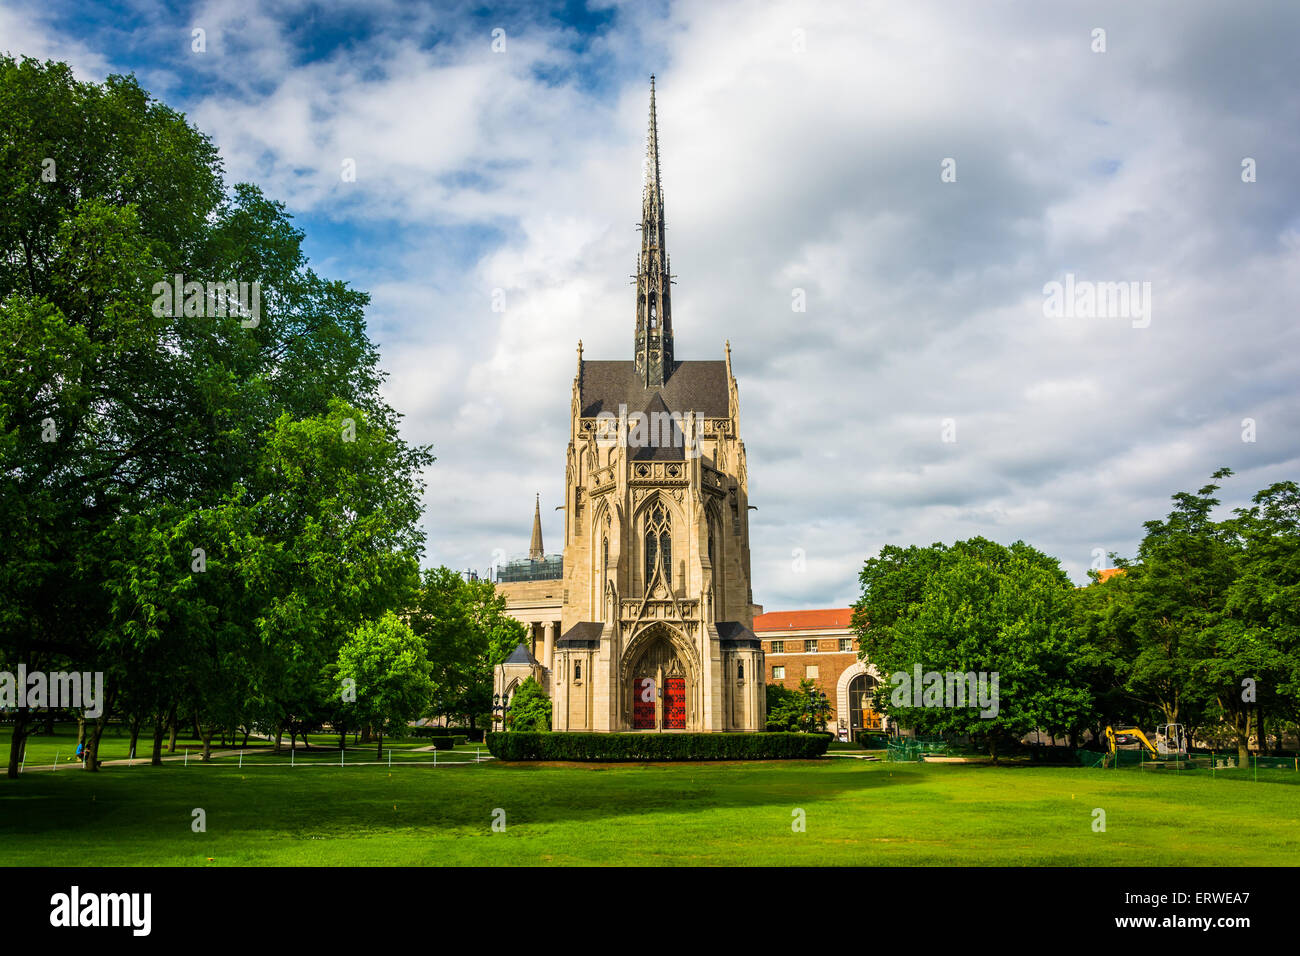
left=544, top=621, right=557, bottom=670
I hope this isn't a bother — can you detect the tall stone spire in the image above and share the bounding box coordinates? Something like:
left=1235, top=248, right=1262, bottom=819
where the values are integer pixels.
left=529, top=493, right=544, bottom=561
left=634, top=74, right=674, bottom=388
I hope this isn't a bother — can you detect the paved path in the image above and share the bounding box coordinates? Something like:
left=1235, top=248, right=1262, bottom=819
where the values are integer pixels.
left=22, top=747, right=251, bottom=772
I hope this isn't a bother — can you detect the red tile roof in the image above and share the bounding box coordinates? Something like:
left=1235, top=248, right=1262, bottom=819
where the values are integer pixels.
left=752, top=608, right=854, bottom=631
left=1096, top=567, right=1125, bottom=582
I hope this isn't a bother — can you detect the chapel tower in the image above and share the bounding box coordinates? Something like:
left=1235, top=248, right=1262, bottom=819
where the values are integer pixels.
left=539, top=78, right=765, bottom=733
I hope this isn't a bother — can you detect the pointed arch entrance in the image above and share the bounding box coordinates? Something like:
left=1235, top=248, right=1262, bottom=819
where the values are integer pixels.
left=626, top=625, right=694, bottom=730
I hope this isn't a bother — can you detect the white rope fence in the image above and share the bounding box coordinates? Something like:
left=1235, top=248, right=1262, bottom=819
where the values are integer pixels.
left=21, top=747, right=495, bottom=772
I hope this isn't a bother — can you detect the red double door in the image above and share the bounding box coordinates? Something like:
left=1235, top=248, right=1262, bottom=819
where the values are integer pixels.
left=631, top=677, right=686, bottom=729
left=663, top=677, right=685, bottom=729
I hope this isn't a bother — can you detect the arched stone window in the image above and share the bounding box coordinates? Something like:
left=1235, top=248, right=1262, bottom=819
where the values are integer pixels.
left=644, top=502, right=671, bottom=586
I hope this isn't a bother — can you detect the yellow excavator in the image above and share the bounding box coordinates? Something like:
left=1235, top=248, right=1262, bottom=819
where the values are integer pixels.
left=1105, top=724, right=1187, bottom=761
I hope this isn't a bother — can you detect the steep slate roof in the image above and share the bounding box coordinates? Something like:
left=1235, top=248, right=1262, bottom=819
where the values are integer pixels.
left=630, top=390, right=686, bottom=461
left=579, top=360, right=729, bottom=419
left=751, top=608, right=855, bottom=631
left=504, top=643, right=539, bottom=665
left=557, top=622, right=604, bottom=648
left=715, top=620, right=761, bottom=648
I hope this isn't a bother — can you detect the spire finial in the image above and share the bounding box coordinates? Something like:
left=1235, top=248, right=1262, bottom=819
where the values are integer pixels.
left=529, top=494, right=544, bottom=561
left=634, top=74, right=673, bottom=388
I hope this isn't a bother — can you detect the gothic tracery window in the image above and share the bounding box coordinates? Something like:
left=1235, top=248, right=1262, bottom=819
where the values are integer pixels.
left=644, top=502, right=671, bottom=587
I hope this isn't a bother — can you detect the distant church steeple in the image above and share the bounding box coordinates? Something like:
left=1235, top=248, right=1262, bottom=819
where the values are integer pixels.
left=634, top=75, right=674, bottom=388
left=529, top=493, right=544, bottom=561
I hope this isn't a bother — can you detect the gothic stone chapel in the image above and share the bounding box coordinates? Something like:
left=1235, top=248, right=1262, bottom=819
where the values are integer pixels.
left=494, top=78, right=765, bottom=733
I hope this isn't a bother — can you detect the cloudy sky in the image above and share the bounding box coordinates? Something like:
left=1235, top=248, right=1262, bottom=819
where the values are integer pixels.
left=5, top=0, right=1298, bottom=609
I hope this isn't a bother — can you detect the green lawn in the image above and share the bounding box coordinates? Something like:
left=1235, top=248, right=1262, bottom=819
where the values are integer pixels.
left=0, top=724, right=486, bottom=768
left=2, top=744, right=1298, bottom=865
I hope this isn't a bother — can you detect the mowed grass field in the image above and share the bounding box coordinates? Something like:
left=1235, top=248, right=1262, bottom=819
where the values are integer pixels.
left=0, top=724, right=487, bottom=768
left=2, top=747, right=1298, bottom=865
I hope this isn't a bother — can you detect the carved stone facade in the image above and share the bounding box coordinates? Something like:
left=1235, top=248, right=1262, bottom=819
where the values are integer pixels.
left=494, top=77, right=764, bottom=732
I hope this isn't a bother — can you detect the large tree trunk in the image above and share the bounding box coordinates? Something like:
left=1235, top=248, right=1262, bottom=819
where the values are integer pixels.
left=242, top=727, right=250, bottom=747
left=376, top=730, right=383, bottom=760
left=201, top=727, right=213, bottom=762
left=273, top=724, right=284, bottom=754
left=989, top=733, right=1000, bottom=765
left=84, top=697, right=114, bottom=773
left=6, top=710, right=29, bottom=779
left=151, top=713, right=165, bottom=766
left=338, top=725, right=346, bottom=750
left=75, top=715, right=86, bottom=752
left=167, top=704, right=178, bottom=753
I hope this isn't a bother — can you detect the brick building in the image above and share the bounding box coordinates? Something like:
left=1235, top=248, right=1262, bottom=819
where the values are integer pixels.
left=753, top=609, right=886, bottom=737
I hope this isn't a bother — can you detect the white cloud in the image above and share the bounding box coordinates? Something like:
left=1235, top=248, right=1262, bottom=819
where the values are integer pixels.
left=7, top=0, right=1299, bottom=607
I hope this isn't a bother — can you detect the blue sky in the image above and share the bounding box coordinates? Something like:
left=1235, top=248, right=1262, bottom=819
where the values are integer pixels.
left=5, top=0, right=1299, bottom=609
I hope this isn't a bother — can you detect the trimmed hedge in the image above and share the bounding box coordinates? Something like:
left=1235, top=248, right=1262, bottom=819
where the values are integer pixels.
left=428, top=736, right=455, bottom=750
left=485, top=732, right=830, bottom=761
left=856, top=730, right=889, bottom=748
left=444, top=726, right=485, bottom=743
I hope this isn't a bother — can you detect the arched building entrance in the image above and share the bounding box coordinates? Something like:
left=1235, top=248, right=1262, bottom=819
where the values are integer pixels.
left=625, top=626, right=694, bottom=731
left=847, top=673, right=881, bottom=732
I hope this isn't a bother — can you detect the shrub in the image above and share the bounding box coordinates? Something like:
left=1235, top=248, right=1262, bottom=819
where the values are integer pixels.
left=410, top=726, right=445, bottom=738
left=428, top=736, right=455, bottom=750
left=444, top=726, right=485, bottom=743
left=856, top=731, right=888, bottom=749
left=506, top=676, right=552, bottom=731
left=485, top=732, right=830, bottom=761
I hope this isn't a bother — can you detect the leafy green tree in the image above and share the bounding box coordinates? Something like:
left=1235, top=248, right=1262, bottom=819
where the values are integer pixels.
left=505, top=676, right=552, bottom=732
left=336, top=613, right=434, bottom=758
left=1066, top=569, right=1155, bottom=748
left=765, top=680, right=829, bottom=731
left=0, top=56, right=432, bottom=774
left=765, top=683, right=800, bottom=730
left=854, top=538, right=1089, bottom=761
left=1225, top=480, right=1300, bottom=752
left=410, top=568, right=525, bottom=729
